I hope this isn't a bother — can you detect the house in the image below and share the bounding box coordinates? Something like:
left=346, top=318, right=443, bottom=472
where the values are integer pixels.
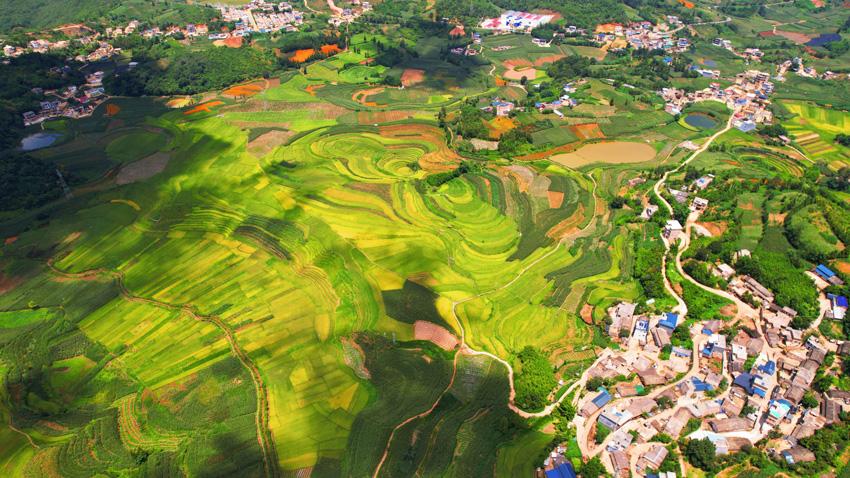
left=839, top=341, right=850, bottom=356
left=637, top=445, right=668, bottom=473
left=581, top=389, right=612, bottom=417
left=658, top=313, right=679, bottom=332
left=721, top=395, right=746, bottom=417
left=608, top=302, right=637, bottom=339
left=766, top=399, right=792, bottom=425
left=708, top=417, right=753, bottom=433
left=669, top=188, right=689, bottom=204
left=814, top=264, right=844, bottom=286
left=608, top=449, right=630, bottom=478
left=702, top=320, right=722, bottom=335
left=545, top=462, right=577, bottom=478
left=633, top=317, right=650, bottom=344
left=713, top=263, right=735, bottom=281
left=640, top=204, right=659, bottom=220
left=637, top=367, right=667, bottom=386
left=491, top=100, right=515, bottom=117
left=671, top=346, right=691, bottom=358
left=662, top=407, right=693, bottom=438
left=827, top=293, right=848, bottom=320
left=782, top=446, right=816, bottom=464
left=663, top=220, right=684, bottom=241
left=690, top=197, right=709, bottom=212
left=732, top=373, right=768, bottom=398
left=652, top=328, right=671, bottom=347
left=615, top=382, right=643, bottom=398
left=692, top=174, right=715, bottom=190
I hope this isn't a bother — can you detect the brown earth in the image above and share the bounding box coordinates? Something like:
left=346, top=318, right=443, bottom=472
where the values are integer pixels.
left=248, top=130, right=294, bottom=157
left=401, top=68, right=426, bottom=87
left=570, top=123, right=605, bottom=140
left=697, top=221, right=728, bottom=236
left=548, top=191, right=565, bottom=209
left=580, top=304, right=594, bottom=325
left=533, top=54, right=565, bottom=66
left=413, top=321, right=458, bottom=351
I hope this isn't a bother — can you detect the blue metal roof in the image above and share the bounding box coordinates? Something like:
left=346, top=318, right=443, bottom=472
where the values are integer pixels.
left=546, top=462, right=577, bottom=478
left=691, top=377, right=713, bottom=392
left=759, top=360, right=776, bottom=375
left=592, top=390, right=612, bottom=408
left=659, top=313, right=679, bottom=330
left=829, top=294, right=850, bottom=308
left=816, top=264, right=835, bottom=279
left=733, top=373, right=755, bottom=395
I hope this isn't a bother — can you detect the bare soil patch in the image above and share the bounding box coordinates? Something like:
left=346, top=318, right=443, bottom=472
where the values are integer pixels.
left=548, top=191, right=565, bottom=209
left=551, top=141, right=655, bottom=168
left=503, top=67, right=537, bottom=81
left=352, top=87, right=386, bottom=107
left=697, top=221, right=727, bottom=236
left=533, top=54, right=565, bottom=66
left=570, top=123, right=605, bottom=140
left=357, top=110, right=418, bottom=124
left=720, top=303, right=738, bottom=318
left=116, top=152, right=171, bottom=185
left=775, top=30, right=812, bottom=44
left=580, top=304, right=594, bottom=325
left=413, top=320, right=458, bottom=350
left=401, top=68, right=426, bottom=87
left=248, top=130, right=293, bottom=156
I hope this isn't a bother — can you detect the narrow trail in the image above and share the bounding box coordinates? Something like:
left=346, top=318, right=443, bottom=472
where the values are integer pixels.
left=45, top=258, right=279, bottom=478
left=372, top=172, right=601, bottom=476
left=8, top=420, right=40, bottom=449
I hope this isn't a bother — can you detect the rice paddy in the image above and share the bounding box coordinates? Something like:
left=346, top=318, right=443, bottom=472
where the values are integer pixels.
left=781, top=100, right=850, bottom=169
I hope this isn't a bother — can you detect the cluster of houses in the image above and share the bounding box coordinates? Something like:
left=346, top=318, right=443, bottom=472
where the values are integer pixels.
left=3, top=34, right=120, bottom=63
left=218, top=1, right=304, bottom=34
left=660, top=69, right=775, bottom=132
left=775, top=57, right=841, bottom=82
left=22, top=71, right=108, bottom=126
left=581, top=290, right=850, bottom=475
left=712, top=38, right=764, bottom=62
left=568, top=165, right=849, bottom=474
left=480, top=11, right=554, bottom=32
left=593, top=21, right=690, bottom=53
left=534, top=83, right=579, bottom=115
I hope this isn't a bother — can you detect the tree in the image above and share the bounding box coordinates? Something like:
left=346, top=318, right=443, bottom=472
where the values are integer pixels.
left=656, top=396, right=673, bottom=410
left=609, top=196, right=626, bottom=209
left=684, top=438, right=716, bottom=471
left=580, top=456, right=606, bottom=477
left=595, top=423, right=611, bottom=444
left=586, top=377, right=604, bottom=391
left=800, top=392, right=819, bottom=409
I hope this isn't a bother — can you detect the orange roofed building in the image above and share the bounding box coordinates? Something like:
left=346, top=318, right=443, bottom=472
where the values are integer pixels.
left=449, top=24, right=466, bottom=37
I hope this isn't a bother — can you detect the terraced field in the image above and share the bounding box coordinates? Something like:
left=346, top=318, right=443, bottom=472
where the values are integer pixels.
left=0, top=40, right=717, bottom=475
left=0, top=58, right=632, bottom=475
left=781, top=100, right=850, bottom=169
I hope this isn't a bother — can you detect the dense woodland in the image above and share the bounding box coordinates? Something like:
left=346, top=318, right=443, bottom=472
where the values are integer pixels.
left=0, top=0, right=216, bottom=31
left=107, top=46, right=276, bottom=96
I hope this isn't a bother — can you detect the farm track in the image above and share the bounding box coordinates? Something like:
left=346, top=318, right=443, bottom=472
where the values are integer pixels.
left=45, top=258, right=280, bottom=478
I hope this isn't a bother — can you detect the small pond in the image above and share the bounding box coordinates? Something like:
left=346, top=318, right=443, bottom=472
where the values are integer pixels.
left=684, top=113, right=717, bottom=130
left=20, top=132, right=63, bottom=151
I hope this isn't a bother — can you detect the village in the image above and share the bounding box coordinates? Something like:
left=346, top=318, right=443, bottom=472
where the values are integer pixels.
left=541, top=163, right=850, bottom=477
left=660, top=69, right=775, bottom=133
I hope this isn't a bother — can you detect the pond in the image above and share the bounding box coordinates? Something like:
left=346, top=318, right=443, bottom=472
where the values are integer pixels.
left=20, top=132, right=63, bottom=151
left=684, top=113, right=718, bottom=130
